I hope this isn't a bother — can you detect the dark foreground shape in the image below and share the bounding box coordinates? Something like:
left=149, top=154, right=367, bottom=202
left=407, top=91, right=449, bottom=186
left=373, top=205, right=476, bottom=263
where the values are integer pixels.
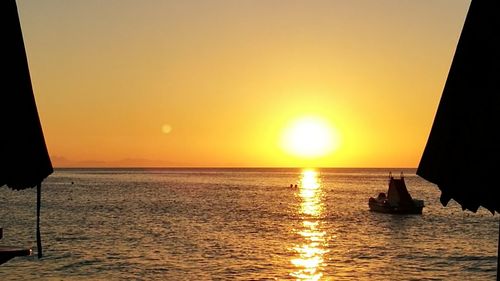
left=415, top=0, right=499, bottom=279
left=1, top=0, right=54, bottom=263
left=0, top=228, right=32, bottom=265
left=368, top=173, right=424, bottom=215
left=0, top=247, right=32, bottom=265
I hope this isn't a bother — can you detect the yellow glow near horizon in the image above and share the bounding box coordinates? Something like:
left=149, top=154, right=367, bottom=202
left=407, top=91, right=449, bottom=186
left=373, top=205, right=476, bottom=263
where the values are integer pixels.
left=281, top=116, right=340, bottom=159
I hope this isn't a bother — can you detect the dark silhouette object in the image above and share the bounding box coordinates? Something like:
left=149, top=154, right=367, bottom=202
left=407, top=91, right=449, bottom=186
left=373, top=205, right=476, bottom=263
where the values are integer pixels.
left=368, top=172, right=424, bottom=214
left=0, top=245, right=32, bottom=266
left=0, top=0, right=53, bottom=264
left=416, top=0, right=499, bottom=278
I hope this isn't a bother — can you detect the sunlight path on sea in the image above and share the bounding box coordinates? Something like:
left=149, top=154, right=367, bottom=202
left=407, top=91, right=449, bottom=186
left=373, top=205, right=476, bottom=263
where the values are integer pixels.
left=290, top=169, right=330, bottom=280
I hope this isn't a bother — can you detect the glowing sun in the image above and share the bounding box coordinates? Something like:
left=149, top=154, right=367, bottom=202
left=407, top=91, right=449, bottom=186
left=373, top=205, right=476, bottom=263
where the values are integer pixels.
left=281, top=116, right=340, bottom=158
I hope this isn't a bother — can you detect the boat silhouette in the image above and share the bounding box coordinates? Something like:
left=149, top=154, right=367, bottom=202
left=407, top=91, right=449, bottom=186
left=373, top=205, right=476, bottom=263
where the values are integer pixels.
left=369, top=172, right=424, bottom=214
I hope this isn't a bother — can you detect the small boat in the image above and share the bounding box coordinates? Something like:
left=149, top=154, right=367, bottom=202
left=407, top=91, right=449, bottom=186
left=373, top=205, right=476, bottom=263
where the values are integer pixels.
left=368, top=172, right=424, bottom=214
left=0, top=228, right=32, bottom=265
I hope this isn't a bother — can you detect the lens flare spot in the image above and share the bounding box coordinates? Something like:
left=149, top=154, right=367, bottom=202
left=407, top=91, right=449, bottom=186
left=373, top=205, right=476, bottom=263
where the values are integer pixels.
left=162, top=124, right=172, bottom=134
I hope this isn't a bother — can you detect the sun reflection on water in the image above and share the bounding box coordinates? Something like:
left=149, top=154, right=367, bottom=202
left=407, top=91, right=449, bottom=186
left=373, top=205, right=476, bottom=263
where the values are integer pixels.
left=291, top=169, right=329, bottom=280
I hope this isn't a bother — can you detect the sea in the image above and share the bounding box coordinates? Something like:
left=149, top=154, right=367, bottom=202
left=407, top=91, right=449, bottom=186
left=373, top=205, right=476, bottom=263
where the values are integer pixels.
left=0, top=168, right=498, bottom=280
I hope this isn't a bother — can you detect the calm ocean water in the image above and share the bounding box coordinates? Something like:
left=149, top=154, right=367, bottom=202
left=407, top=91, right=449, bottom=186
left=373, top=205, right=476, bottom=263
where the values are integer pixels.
left=0, top=168, right=498, bottom=280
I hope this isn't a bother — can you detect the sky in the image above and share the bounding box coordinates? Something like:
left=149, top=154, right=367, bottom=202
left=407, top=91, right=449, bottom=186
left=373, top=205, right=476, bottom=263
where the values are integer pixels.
left=17, top=0, right=471, bottom=168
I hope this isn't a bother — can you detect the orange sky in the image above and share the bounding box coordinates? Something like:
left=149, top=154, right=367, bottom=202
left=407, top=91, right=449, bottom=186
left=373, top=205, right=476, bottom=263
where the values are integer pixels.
left=17, top=0, right=471, bottom=168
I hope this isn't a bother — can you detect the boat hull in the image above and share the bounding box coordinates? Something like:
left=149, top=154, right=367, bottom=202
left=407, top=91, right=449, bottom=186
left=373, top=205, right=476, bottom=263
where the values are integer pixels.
left=368, top=198, right=423, bottom=215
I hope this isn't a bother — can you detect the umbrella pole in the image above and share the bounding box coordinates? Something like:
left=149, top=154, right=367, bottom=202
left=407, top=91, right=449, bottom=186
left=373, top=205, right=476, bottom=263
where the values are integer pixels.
left=36, top=183, right=42, bottom=259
